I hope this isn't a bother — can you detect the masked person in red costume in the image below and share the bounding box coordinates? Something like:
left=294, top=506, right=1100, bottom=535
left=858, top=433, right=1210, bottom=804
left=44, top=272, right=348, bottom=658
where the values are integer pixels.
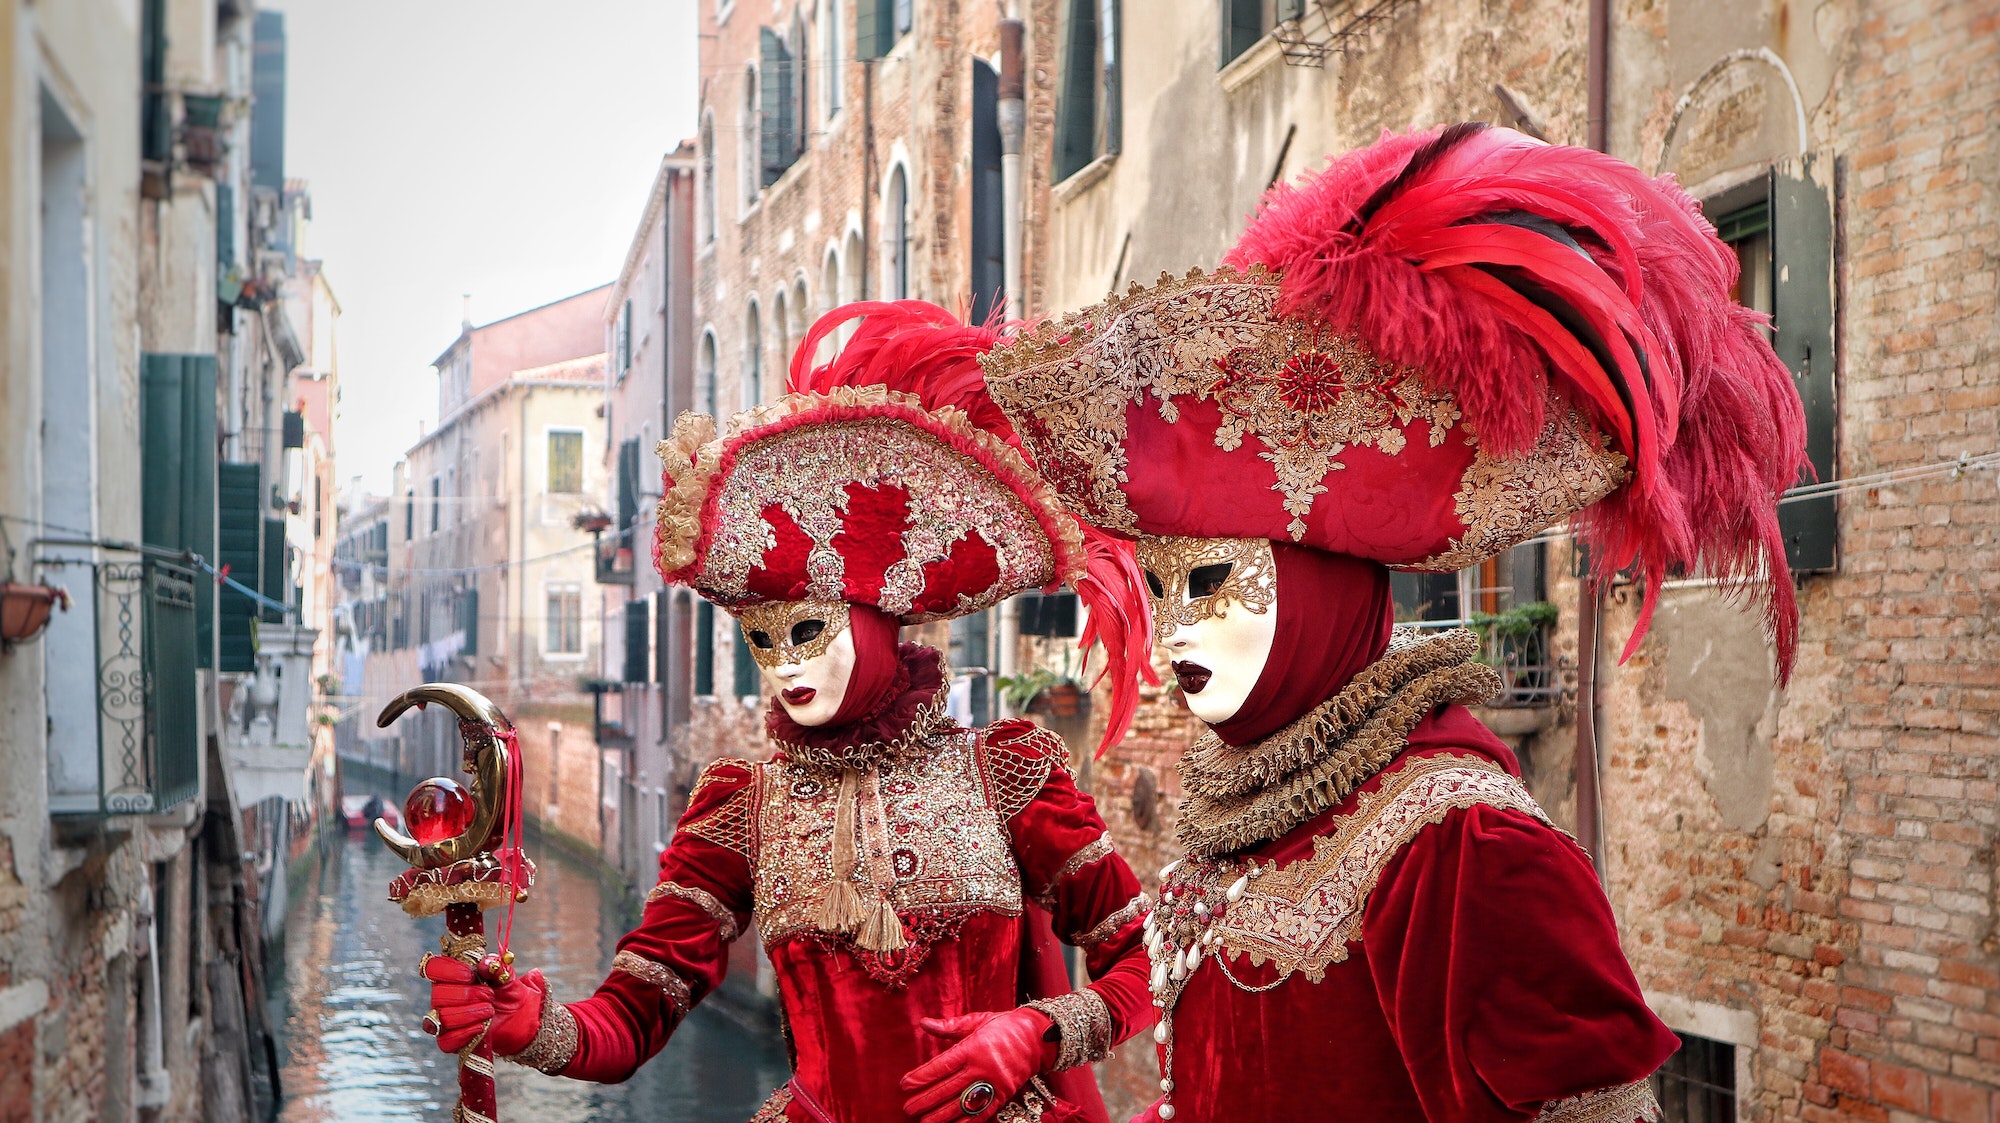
left=981, top=124, right=1808, bottom=1122
left=419, top=302, right=1161, bottom=1123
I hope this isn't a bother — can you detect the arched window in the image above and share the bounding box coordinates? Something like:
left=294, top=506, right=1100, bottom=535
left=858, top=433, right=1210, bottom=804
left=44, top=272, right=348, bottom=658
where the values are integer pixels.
left=792, top=275, right=810, bottom=340
left=771, top=289, right=790, bottom=373
left=743, top=301, right=763, bottom=408
left=699, top=112, right=717, bottom=243
left=885, top=165, right=909, bottom=299
left=841, top=232, right=863, bottom=303
left=822, top=248, right=840, bottom=315
left=741, top=66, right=760, bottom=208
left=698, top=330, right=719, bottom=416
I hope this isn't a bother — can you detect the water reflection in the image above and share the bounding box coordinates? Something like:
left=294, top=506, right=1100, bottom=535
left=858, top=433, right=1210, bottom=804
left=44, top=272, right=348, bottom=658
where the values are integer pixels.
left=272, top=809, right=790, bottom=1121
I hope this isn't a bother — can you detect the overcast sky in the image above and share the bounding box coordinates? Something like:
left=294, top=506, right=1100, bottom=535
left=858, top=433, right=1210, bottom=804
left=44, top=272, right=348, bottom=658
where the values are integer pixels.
left=264, top=0, right=698, bottom=493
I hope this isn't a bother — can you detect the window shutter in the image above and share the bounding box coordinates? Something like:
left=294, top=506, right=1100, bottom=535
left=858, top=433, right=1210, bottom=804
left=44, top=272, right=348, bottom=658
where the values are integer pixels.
left=1278, top=0, right=1306, bottom=22
left=617, top=437, right=640, bottom=533
left=731, top=627, right=759, bottom=697
left=142, top=354, right=218, bottom=666
left=694, top=600, right=716, bottom=695
left=1770, top=159, right=1837, bottom=572
left=654, top=590, right=672, bottom=686
left=217, top=462, right=262, bottom=672
left=261, top=518, right=287, bottom=623
left=624, top=600, right=651, bottom=684
left=217, top=183, right=235, bottom=268
left=759, top=29, right=795, bottom=187
left=461, top=586, right=479, bottom=655
left=857, top=0, right=882, bottom=59
left=1054, top=0, right=1101, bottom=181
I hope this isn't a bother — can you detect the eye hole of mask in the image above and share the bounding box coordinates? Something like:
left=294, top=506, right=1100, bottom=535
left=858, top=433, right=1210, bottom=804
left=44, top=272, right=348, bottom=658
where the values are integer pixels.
left=790, top=620, right=825, bottom=646
left=748, top=630, right=774, bottom=650
left=1144, top=570, right=1166, bottom=599
left=1188, top=563, right=1235, bottom=600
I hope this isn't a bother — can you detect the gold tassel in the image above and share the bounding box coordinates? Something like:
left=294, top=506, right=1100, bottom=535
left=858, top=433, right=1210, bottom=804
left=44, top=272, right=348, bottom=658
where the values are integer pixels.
left=818, top=877, right=867, bottom=934
left=856, top=892, right=908, bottom=953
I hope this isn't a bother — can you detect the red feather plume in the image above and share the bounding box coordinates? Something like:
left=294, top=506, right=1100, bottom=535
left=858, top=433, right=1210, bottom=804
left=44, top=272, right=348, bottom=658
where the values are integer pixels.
left=790, top=300, right=1158, bottom=750
left=1225, top=124, right=1807, bottom=680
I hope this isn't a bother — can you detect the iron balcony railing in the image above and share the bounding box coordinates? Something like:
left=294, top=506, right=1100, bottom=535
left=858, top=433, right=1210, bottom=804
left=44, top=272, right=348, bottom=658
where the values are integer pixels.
left=81, top=558, right=202, bottom=814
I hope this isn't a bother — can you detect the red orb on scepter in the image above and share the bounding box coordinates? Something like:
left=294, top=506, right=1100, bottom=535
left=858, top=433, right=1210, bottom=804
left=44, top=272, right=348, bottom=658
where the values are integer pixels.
left=405, top=776, right=475, bottom=845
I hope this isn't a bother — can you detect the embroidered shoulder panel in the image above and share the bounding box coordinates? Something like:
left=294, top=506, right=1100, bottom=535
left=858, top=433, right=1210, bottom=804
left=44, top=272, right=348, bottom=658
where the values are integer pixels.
left=980, top=723, right=1063, bottom=820
left=751, top=730, right=1023, bottom=953
left=1536, top=1081, right=1663, bottom=1123
left=1210, top=755, right=1551, bottom=984
left=674, top=759, right=763, bottom=861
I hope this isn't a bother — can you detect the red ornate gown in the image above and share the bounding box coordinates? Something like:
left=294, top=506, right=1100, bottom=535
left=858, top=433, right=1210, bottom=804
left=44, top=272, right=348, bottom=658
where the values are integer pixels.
left=1143, top=631, right=1678, bottom=1122
left=518, top=650, right=1154, bottom=1123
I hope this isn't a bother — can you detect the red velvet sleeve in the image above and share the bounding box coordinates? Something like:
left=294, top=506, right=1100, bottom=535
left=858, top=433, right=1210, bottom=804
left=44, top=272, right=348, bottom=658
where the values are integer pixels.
left=1362, top=803, right=1679, bottom=1121
left=989, top=721, right=1155, bottom=1054
left=558, top=760, right=758, bottom=1083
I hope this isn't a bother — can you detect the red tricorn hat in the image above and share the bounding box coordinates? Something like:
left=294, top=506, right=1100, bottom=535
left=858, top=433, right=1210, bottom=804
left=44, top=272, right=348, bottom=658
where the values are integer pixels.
left=655, top=301, right=1154, bottom=747
left=982, top=124, right=1807, bottom=677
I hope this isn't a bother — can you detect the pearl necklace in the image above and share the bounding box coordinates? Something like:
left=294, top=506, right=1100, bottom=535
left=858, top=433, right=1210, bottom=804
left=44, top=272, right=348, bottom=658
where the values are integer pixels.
left=1142, top=854, right=1272, bottom=1120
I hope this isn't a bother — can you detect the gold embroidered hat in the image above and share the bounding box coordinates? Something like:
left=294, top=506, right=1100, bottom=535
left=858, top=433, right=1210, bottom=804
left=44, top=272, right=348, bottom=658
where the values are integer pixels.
left=653, top=384, right=1084, bottom=624
left=981, top=124, right=1807, bottom=673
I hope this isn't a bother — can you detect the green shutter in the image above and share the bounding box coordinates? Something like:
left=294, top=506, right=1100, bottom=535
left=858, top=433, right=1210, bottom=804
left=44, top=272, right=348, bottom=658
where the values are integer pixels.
left=217, top=183, right=235, bottom=268
left=261, top=518, right=286, bottom=624
left=760, top=28, right=796, bottom=187
left=141, top=354, right=217, bottom=666
left=1770, top=159, right=1837, bottom=572
left=1278, top=0, right=1305, bottom=21
left=694, top=600, right=715, bottom=695
left=461, top=586, right=479, bottom=656
left=732, top=624, right=759, bottom=697
left=217, top=463, right=261, bottom=671
left=146, top=561, right=200, bottom=809
left=857, top=0, right=884, bottom=59
left=1054, top=0, right=1102, bottom=181
left=624, top=600, right=650, bottom=684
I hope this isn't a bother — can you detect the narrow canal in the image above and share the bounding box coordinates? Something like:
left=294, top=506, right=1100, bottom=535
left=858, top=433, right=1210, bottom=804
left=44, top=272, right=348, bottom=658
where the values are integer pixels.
left=268, top=790, right=790, bottom=1122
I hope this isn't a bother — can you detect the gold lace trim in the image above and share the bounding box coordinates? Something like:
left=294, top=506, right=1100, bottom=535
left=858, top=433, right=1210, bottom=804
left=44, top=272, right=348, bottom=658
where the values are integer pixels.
left=657, top=386, right=1082, bottom=621
left=1073, top=892, right=1150, bottom=946
left=503, top=991, right=577, bottom=1075
left=1175, top=629, right=1500, bottom=858
left=610, top=950, right=693, bottom=1016
left=1413, top=406, right=1628, bottom=572
left=982, top=724, right=1063, bottom=820
left=1206, top=756, right=1551, bottom=982
left=1536, top=1080, right=1664, bottom=1123
left=1027, top=988, right=1114, bottom=1071
left=1035, top=831, right=1114, bottom=905
left=747, top=1085, right=793, bottom=1123
left=646, top=880, right=742, bottom=942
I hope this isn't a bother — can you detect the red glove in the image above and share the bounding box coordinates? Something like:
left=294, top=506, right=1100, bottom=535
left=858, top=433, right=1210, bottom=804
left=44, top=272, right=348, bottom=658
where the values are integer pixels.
left=419, top=954, right=547, bottom=1057
left=898, top=1007, right=1057, bottom=1123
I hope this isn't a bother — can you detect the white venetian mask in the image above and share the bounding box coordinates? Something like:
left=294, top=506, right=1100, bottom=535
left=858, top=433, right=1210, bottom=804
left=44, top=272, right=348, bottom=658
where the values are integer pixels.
left=1135, top=537, right=1279, bottom=725
left=739, top=600, right=857, bottom=727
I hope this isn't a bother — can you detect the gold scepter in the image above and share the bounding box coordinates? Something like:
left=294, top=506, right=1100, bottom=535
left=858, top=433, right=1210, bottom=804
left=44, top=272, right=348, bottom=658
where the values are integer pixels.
left=374, top=683, right=533, bottom=1123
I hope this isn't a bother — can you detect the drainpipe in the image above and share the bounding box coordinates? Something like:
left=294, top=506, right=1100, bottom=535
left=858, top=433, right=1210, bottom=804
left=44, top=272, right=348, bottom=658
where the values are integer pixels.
left=1587, top=0, right=1610, bottom=153
left=994, top=13, right=1026, bottom=715
left=998, top=13, right=1025, bottom=319
left=1571, top=0, right=1612, bottom=883
left=861, top=60, right=876, bottom=299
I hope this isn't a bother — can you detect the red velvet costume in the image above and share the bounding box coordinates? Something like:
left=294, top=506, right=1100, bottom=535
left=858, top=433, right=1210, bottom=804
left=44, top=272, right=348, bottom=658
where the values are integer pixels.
left=484, top=302, right=1160, bottom=1122
left=980, top=125, right=1808, bottom=1121
left=547, top=647, right=1154, bottom=1122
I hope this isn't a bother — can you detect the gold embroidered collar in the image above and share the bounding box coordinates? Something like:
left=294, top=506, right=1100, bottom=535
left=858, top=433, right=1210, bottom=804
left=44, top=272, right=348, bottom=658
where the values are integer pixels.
left=1174, top=629, right=1500, bottom=858
left=769, top=685, right=955, bottom=773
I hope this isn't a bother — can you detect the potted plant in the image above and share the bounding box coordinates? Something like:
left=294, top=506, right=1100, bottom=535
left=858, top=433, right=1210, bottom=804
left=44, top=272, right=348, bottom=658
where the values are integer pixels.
left=998, top=664, right=1089, bottom=719
left=1, top=583, right=69, bottom=644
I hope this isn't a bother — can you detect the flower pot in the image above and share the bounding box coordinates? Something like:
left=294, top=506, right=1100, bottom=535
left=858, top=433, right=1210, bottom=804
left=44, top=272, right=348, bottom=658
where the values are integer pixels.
left=1, top=583, right=66, bottom=643
left=1034, top=683, right=1085, bottom=718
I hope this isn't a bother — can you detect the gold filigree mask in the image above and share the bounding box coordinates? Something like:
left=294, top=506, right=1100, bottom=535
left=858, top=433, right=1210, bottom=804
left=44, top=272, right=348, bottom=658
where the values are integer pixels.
left=738, top=600, right=851, bottom=669
left=1135, top=537, right=1277, bottom=646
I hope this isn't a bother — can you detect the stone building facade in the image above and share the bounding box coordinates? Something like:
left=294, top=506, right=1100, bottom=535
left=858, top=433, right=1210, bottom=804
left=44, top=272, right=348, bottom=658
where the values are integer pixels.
left=1, top=1, right=309, bottom=1119
left=1040, top=0, right=2000, bottom=1119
